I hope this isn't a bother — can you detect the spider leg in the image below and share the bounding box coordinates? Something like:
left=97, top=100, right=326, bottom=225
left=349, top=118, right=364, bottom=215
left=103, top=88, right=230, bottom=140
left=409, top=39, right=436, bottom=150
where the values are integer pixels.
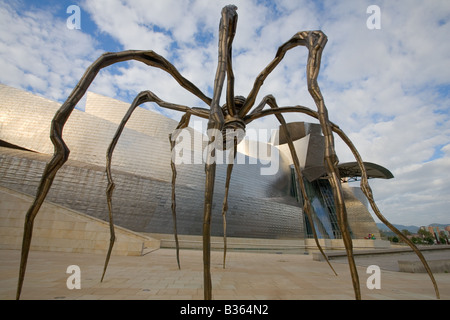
left=225, top=7, right=238, bottom=117
left=16, top=50, right=211, bottom=300
left=219, top=5, right=239, bottom=269
left=253, top=95, right=337, bottom=276
left=201, top=5, right=238, bottom=300
left=240, top=29, right=360, bottom=298
left=169, top=112, right=195, bottom=270
left=246, top=106, right=440, bottom=299
left=221, top=138, right=237, bottom=269
left=302, top=31, right=361, bottom=299
left=237, top=27, right=356, bottom=292
left=16, top=133, right=69, bottom=300
left=102, top=91, right=207, bottom=281
left=239, top=31, right=310, bottom=117
left=332, top=126, right=441, bottom=299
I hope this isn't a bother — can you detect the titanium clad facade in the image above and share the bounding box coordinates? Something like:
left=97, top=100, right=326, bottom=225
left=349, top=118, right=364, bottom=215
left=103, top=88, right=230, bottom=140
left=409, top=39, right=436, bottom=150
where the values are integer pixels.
left=0, top=147, right=302, bottom=238
left=0, top=84, right=302, bottom=239
left=0, top=84, right=385, bottom=239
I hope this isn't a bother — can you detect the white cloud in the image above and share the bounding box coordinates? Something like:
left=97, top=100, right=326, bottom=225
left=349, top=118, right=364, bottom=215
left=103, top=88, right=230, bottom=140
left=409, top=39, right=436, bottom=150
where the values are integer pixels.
left=0, top=1, right=101, bottom=102
left=366, top=146, right=450, bottom=226
left=0, top=0, right=449, bottom=226
left=318, top=0, right=450, bottom=226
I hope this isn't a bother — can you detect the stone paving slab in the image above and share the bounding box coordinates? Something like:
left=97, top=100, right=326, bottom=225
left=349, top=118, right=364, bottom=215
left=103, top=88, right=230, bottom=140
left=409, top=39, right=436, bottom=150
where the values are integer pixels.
left=1, top=248, right=448, bottom=300
left=329, top=247, right=450, bottom=272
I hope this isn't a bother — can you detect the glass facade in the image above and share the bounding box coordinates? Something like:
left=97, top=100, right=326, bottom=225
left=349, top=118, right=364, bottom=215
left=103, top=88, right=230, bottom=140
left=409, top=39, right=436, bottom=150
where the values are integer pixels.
left=291, top=166, right=352, bottom=239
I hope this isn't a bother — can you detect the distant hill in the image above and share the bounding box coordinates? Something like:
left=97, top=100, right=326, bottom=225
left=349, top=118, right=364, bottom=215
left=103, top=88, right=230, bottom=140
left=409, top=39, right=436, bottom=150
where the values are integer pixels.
left=429, top=223, right=450, bottom=229
left=376, top=223, right=449, bottom=234
left=376, top=223, right=419, bottom=234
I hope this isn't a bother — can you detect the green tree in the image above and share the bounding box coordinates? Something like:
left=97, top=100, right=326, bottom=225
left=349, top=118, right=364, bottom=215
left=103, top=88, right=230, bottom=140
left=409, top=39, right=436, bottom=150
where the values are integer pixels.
left=417, top=228, right=435, bottom=245
left=418, top=228, right=432, bottom=238
left=439, top=231, right=449, bottom=244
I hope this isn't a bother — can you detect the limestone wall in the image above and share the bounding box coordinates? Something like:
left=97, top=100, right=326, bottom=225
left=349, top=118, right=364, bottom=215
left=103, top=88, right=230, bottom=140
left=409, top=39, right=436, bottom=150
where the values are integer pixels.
left=0, top=186, right=160, bottom=256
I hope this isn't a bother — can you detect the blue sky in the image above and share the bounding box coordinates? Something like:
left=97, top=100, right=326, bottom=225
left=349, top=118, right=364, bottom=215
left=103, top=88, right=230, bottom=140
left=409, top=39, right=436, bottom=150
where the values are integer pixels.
left=0, top=0, right=449, bottom=226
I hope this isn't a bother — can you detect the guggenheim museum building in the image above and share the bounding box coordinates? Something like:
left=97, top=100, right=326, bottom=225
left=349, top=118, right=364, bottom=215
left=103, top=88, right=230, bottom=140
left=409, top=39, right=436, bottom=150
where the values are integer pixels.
left=0, top=84, right=393, bottom=241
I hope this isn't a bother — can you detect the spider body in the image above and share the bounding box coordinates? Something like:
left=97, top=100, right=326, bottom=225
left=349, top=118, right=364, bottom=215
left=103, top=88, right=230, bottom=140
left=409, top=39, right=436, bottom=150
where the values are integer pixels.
left=220, top=95, right=247, bottom=149
left=15, top=5, right=439, bottom=301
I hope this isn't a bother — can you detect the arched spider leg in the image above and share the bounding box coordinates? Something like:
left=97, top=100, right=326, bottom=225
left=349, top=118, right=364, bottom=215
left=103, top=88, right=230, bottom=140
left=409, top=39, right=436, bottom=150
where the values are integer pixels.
left=102, top=90, right=209, bottom=281
left=16, top=50, right=211, bottom=300
left=239, top=30, right=359, bottom=298
left=303, top=31, right=360, bottom=299
left=169, top=110, right=212, bottom=270
left=104, top=4, right=237, bottom=300
left=332, top=126, right=440, bottom=299
left=246, top=106, right=440, bottom=299
left=239, top=31, right=309, bottom=117
left=250, top=95, right=338, bottom=276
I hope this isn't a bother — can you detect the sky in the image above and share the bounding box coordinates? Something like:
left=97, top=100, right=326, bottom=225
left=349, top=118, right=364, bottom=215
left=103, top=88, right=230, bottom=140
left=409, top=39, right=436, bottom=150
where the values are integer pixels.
left=0, top=0, right=449, bottom=227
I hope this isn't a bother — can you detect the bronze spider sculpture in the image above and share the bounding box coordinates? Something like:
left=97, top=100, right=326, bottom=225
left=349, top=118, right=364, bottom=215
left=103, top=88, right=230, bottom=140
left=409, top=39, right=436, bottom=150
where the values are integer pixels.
left=16, top=5, right=439, bottom=300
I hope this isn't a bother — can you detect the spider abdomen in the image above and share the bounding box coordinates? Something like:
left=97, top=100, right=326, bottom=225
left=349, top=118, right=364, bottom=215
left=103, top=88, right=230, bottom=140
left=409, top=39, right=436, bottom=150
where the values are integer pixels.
left=220, top=96, right=247, bottom=150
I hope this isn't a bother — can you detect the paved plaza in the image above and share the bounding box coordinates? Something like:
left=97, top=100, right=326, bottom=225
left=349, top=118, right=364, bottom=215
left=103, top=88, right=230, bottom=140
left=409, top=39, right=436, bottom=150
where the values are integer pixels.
left=1, top=247, right=449, bottom=300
